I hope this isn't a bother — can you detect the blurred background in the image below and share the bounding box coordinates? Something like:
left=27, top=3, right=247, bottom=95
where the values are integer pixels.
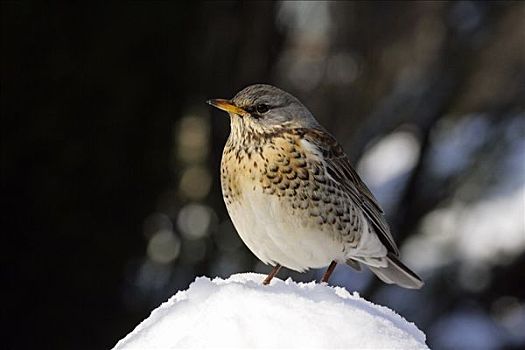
left=2, top=2, right=524, bottom=349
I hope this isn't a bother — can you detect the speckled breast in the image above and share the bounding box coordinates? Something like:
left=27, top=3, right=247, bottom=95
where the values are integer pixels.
left=220, top=130, right=364, bottom=270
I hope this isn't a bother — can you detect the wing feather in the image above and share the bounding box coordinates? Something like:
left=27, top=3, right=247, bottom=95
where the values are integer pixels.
left=298, top=128, right=400, bottom=256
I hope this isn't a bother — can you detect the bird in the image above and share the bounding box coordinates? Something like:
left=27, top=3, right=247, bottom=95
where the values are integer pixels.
left=207, top=84, right=423, bottom=289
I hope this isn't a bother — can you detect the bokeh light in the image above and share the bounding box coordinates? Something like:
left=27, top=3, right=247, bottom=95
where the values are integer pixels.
left=147, top=229, right=181, bottom=264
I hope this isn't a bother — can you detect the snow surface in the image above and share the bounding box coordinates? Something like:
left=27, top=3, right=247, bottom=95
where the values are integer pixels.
left=114, top=273, right=428, bottom=349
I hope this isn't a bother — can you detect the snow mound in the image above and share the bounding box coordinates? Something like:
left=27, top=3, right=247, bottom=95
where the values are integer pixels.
left=114, top=273, right=428, bottom=349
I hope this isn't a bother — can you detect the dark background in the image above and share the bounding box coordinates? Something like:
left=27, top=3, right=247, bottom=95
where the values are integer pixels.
left=2, top=2, right=524, bottom=349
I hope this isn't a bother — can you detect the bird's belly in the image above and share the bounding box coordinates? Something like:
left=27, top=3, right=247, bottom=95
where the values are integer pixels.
left=225, top=186, right=345, bottom=272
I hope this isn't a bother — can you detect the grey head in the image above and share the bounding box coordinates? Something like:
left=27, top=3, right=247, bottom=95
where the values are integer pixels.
left=208, top=84, right=320, bottom=130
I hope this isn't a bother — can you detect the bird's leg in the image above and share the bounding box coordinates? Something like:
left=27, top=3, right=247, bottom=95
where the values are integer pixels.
left=262, top=264, right=282, bottom=285
left=321, top=261, right=337, bottom=284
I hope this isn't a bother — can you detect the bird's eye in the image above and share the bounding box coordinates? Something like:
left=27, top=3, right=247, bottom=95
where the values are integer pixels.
left=256, top=104, right=270, bottom=114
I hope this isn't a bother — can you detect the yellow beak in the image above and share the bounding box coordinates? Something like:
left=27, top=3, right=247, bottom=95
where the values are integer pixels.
left=207, top=99, right=249, bottom=117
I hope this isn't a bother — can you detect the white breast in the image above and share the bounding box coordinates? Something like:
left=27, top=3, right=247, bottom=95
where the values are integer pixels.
left=225, top=183, right=345, bottom=272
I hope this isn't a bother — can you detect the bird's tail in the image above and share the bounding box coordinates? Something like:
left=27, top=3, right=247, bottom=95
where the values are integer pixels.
left=367, top=253, right=424, bottom=289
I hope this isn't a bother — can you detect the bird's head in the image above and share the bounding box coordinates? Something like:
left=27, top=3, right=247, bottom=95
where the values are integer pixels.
left=207, top=84, right=319, bottom=135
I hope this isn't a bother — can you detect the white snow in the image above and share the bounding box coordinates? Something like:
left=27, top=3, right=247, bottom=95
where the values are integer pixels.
left=114, top=273, right=428, bottom=349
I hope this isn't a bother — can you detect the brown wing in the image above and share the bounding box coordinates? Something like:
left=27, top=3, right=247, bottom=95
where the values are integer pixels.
left=297, top=127, right=400, bottom=256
